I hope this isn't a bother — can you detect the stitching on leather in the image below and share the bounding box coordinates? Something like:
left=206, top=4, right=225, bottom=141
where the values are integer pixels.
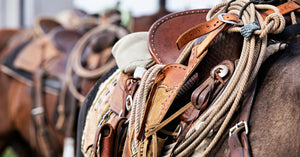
left=159, top=89, right=175, bottom=120
left=150, top=9, right=209, bottom=63
left=156, top=65, right=186, bottom=120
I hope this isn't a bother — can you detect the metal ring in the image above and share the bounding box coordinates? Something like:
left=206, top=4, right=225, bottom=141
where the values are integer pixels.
left=126, top=95, right=133, bottom=111
left=211, top=64, right=229, bottom=78
left=31, top=107, right=44, bottom=115
left=218, top=13, right=241, bottom=25
left=175, top=125, right=183, bottom=139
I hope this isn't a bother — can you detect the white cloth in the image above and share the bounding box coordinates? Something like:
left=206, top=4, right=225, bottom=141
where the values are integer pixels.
left=112, top=32, right=155, bottom=74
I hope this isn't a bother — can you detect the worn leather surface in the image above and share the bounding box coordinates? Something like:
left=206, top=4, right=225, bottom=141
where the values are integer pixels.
left=148, top=9, right=211, bottom=64
left=110, top=73, right=127, bottom=115
left=143, top=63, right=187, bottom=134
left=228, top=128, right=250, bottom=157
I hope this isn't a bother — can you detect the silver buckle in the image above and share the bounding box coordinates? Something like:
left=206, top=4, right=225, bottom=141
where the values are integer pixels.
left=126, top=95, right=133, bottom=111
left=218, top=13, right=241, bottom=25
left=31, top=107, right=44, bottom=115
left=229, top=121, right=248, bottom=136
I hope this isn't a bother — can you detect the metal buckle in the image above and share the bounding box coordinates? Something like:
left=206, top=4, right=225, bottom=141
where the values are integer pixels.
left=175, top=125, right=182, bottom=139
left=229, top=121, right=249, bottom=136
left=131, top=151, right=138, bottom=157
left=218, top=13, right=241, bottom=25
left=31, top=107, right=44, bottom=115
left=210, top=64, right=229, bottom=78
left=126, top=95, right=133, bottom=111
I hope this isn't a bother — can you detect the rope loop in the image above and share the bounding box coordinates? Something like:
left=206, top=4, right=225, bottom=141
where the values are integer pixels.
left=259, top=13, right=285, bottom=38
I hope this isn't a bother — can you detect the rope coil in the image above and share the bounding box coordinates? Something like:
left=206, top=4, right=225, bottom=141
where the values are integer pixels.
left=169, top=0, right=286, bottom=156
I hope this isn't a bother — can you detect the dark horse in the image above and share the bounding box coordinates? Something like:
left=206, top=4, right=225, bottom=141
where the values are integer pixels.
left=75, top=1, right=300, bottom=157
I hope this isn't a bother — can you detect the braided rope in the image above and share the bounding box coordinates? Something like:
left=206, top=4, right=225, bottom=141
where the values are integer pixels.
left=171, top=0, right=286, bottom=156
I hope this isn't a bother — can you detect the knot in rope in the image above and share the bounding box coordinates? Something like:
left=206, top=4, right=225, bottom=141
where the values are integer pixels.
left=241, top=21, right=261, bottom=40
left=259, top=13, right=285, bottom=38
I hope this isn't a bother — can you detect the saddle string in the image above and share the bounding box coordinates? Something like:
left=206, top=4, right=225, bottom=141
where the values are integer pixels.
left=171, top=1, right=285, bottom=156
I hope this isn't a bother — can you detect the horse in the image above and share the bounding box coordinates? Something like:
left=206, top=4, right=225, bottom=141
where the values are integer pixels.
left=76, top=0, right=300, bottom=157
left=0, top=9, right=129, bottom=157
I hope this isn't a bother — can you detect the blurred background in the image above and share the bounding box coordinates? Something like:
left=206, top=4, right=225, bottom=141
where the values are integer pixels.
left=0, top=0, right=224, bottom=157
left=0, top=0, right=224, bottom=28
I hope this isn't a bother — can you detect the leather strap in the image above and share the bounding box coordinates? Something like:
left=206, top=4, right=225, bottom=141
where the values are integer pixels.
left=228, top=79, right=258, bottom=157
left=111, top=117, right=128, bottom=157
left=228, top=127, right=251, bottom=157
left=93, top=123, right=114, bottom=157
left=177, top=1, right=300, bottom=50
left=176, top=14, right=239, bottom=49
left=32, top=68, right=58, bottom=157
left=261, top=1, right=300, bottom=19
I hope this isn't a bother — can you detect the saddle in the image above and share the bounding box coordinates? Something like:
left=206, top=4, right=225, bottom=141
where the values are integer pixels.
left=81, top=1, right=300, bottom=157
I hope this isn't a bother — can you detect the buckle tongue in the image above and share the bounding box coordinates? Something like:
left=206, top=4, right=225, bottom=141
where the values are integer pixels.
left=229, top=121, right=249, bottom=136
left=218, top=13, right=241, bottom=25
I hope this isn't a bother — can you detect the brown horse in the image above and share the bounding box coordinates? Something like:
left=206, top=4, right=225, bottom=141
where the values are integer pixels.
left=208, top=34, right=300, bottom=157
left=75, top=1, right=300, bottom=157
left=0, top=9, right=129, bottom=157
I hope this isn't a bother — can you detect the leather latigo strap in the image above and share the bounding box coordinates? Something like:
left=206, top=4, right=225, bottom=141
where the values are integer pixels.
left=93, top=117, right=128, bottom=157
left=110, top=73, right=140, bottom=117
left=228, top=79, right=258, bottom=157
left=261, top=1, right=300, bottom=19
left=176, top=14, right=239, bottom=50
left=181, top=60, right=235, bottom=122
left=93, top=123, right=114, bottom=157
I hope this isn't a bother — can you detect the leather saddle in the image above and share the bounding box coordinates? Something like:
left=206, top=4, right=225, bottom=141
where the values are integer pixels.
left=0, top=22, right=82, bottom=95
left=81, top=7, right=243, bottom=157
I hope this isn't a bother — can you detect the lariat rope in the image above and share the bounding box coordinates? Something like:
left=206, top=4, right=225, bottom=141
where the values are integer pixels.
left=128, top=64, right=165, bottom=154
left=65, top=24, right=128, bottom=102
left=171, top=0, right=286, bottom=156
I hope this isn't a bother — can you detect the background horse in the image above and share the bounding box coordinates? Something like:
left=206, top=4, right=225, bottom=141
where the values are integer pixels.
left=0, top=9, right=129, bottom=157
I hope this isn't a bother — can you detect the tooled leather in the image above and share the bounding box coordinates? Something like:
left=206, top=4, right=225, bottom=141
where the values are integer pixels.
left=141, top=18, right=234, bottom=142
left=148, top=9, right=211, bottom=64
left=144, top=64, right=187, bottom=129
left=185, top=24, right=231, bottom=78
left=176, top=14, right=239, bottom=49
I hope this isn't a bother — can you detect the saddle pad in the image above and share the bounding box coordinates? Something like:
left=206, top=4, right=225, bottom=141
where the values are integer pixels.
left=13, top=28, right=82, bottom=75
left=0, top=40, right=61, bottom=94
left=81, top=69, right=121, bottom=156
left=148, top=9, right=211, bottom=64
left=13, top=35, right=60, bottom=73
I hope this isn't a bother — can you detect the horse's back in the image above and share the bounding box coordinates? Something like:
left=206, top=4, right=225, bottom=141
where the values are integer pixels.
left=211, top=37, right=300, bottom=157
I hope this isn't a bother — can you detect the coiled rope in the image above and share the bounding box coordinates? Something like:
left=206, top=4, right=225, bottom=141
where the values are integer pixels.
left=65, top=24, right=128, bottom=102
left=128, top=64, right=165, bottom=154
left=171, top=0, right=286, bottom=156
